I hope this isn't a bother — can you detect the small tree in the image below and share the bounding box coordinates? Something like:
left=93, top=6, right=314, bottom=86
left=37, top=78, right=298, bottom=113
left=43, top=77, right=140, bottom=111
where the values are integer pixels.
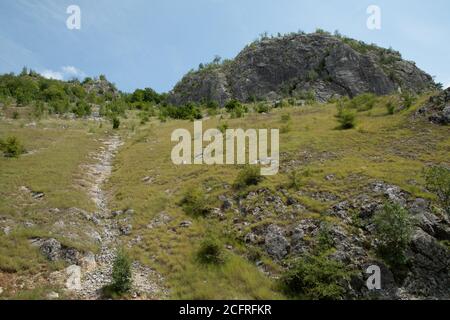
left=0, top=136, right=26, bottom=158
left=335, top=105, right=356, bottom=130
left=373, top=202, right=414, bottom=266
left=424, top=166, right=450, bottom=216
left=111, top=250, right=132, bottom=294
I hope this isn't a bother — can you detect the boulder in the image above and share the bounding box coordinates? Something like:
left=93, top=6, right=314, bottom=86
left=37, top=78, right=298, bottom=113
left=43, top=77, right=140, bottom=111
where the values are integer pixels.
left=39, top=238, right=62, bottom=261
left=264, top=224, right=290, bottom=259
left=402, top=229, right=450, bottom=298
left=65, top=265, right=82, bottom=291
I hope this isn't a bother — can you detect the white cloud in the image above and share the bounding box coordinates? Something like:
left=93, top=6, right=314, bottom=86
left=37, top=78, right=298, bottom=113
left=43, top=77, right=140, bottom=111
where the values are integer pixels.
left=40, top=66, right=86, bottom=81
left=61, top=65, right=85, bottom=78
left=41, top=69, right=63, bottom=80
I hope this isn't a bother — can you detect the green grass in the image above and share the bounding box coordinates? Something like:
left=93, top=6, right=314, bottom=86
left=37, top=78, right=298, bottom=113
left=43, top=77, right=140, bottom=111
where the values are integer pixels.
left=0, top=92, right=449, bottom=299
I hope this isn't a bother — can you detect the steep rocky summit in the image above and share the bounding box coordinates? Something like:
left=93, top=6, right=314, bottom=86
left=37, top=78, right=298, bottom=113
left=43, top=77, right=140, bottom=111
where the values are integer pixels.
left=169, top=32, right=436, bottom=105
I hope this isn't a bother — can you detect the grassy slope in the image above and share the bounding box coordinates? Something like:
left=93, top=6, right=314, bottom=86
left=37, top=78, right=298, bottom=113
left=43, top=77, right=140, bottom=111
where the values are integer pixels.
left=108, top=94, right=449, bottom=299
left=0, top=117, right=109, bottom=297
left=0, top=94, right=448, bottom=299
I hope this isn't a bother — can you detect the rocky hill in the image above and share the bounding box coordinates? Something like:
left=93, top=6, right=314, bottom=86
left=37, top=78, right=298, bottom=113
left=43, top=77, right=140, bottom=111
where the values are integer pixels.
left=169, top=32, right=436, bottom=105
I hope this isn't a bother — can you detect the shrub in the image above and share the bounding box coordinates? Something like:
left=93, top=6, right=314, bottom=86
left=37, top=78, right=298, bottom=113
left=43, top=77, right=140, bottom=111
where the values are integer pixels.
left=373, top=202, right=414, bottom=266
left=218, top=123, right=229, bottom=134
left=401, top=91, right=416, bottom=109
left=33, top=101, right=46, bottom=119
left=288, top=170, right=302, bottom=190
left=274, top=99, right=290, bottom=109
left=280, top=253, right=351, bottom=300
left=161, top=103, right=202, bottom=120
left=0, top=136, right=26, bottom=158
left=348, top=93, right=377, bottom=112
left=180, top=187, right=211, bottom=217
left=73, top=101, right=91, bottom=118
left=386, top=101, right=395, bottom=115
left=256, top=103, right=270, bottom=114
left=233, top=166, right=263, bottom=189
left=197, top=236, right=224, bottom=265
left=424, top=166, right=450, bottom=216
left=335, top=104, right=356, bottom=130
left=109, top=249, right=132, bottom=295
left=112, top=117, right=120, bottom=129
left=225, top=99, right=248, bottom=118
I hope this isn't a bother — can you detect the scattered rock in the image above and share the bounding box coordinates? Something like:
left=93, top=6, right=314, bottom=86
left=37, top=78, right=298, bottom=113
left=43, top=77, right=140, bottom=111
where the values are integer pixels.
left=264, top=225, right=289, bottom=260
left=80, top=252, right=97, bottom=272
left=111, top=210, right=124, bottom=217
left=46, top=291, right=59, bottom=300
left=31, top=192, right=45, bottom=200
left=37, top=238, right=62, bottom=262
left=179, top=221, right=192, bottom=228
left=119, top=224, right=133, bottom=236
left=65, top=265, right=82, bottom=291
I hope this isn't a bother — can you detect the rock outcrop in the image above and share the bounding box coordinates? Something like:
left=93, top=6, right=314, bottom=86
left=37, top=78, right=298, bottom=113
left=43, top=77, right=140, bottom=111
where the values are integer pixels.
left=417, top=87, right=450, bottom=125
left=169, top=32, right=436, bottom=105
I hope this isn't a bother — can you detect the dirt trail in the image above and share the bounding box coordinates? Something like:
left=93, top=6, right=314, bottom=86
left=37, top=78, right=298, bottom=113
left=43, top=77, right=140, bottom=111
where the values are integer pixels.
left=77, top=135, right=166, bottom=299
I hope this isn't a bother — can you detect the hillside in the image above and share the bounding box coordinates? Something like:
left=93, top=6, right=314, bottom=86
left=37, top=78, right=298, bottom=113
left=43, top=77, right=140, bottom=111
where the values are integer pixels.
left=168, top=31, right=436, bottom=106
left=0, top=85, right=449, bottom=299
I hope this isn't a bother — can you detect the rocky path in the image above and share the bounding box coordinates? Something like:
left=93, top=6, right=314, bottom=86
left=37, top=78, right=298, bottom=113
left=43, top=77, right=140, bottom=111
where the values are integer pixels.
left=77, top=135, right=166, bottom=299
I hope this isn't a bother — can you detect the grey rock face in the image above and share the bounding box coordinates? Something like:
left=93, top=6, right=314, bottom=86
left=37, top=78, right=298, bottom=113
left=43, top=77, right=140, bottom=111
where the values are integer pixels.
left=403, top=229, right=450, bottom=298
left=169, top=33, right=435, bottom=106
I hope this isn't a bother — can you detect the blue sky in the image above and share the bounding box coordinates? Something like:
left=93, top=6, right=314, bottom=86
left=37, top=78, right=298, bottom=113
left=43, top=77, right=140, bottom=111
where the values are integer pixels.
left=0, top=0, right=449, bottom=93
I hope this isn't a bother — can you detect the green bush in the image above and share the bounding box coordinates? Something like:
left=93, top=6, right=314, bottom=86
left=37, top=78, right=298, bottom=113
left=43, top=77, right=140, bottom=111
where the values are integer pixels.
left=335, top=104, right=356, bottom=129
left=348, top=93, right=377, bottom=112
left=109, top=249, right=132, bottom=295
left=225, top=99, right=248, bottom=118
left=73, top=101, right=91, bottom=118
left=373, top=202, right=414, bottom=266
left=218, top=122, right=229, bottom=134
left=401, top=91, right=416, bottom=109
left=197, top=236, right=224, bottom=265
left=280, top=253, right=351, bottom=300
left=233, top=166, right=263, bottom=189
left=112, top=117, right=120, bottom=129
left=288, top=170, right=302, bottom=190
left=386, top=101, right=395, bottom=115
left=161, top=103, right=202, bottom=120
left=0, top=136, right=26, bottom=158
left=180, top=187, right=211, bottom=217
left=256, top=103, right=270, bottom=114
left=424, top=166, right=450, bottom=216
